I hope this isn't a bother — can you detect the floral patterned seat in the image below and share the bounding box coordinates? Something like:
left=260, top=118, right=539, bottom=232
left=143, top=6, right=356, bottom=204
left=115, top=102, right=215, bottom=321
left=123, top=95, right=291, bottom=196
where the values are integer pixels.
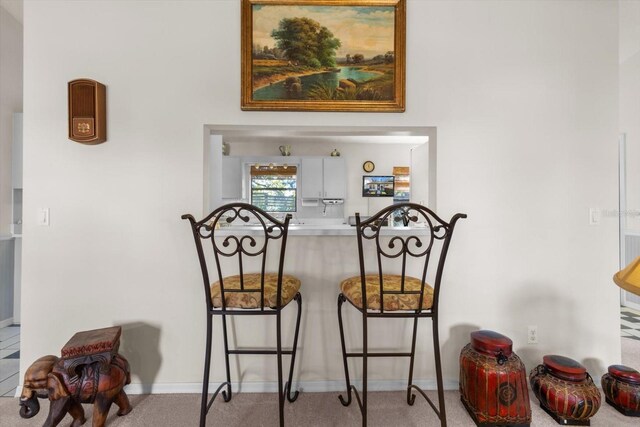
left=211, top=273, right=301, bottom=309
left=340, top=274, right=434, bottom=311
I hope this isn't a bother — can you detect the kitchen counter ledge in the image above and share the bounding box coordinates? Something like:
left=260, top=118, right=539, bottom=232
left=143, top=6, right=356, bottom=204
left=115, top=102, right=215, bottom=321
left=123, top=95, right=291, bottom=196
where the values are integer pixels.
left=216, top=224, right=428, bottom=236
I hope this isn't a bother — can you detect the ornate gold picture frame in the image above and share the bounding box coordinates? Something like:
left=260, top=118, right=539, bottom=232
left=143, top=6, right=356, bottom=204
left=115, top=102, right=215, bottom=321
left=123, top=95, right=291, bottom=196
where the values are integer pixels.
left=241, top=0, right=406, bottom=112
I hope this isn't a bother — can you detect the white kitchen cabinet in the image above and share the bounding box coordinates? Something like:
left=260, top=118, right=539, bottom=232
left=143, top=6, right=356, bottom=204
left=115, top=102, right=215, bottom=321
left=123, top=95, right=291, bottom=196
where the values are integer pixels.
left=221, top=157, right=243, bottom=199
left=301, top=157, right=346, bottom=199
left=323, top=157, right=346, bottom=199
left=13, top=237, right=21, bottom=324
left=12, top=113, right=22, bottom=189
left=301, top=158, right=324, bottom=199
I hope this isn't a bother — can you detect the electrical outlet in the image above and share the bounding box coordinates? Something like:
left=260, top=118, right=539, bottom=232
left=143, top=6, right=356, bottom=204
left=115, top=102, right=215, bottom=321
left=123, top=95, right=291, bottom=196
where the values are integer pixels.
left=528, top=325, right=538, bottom=344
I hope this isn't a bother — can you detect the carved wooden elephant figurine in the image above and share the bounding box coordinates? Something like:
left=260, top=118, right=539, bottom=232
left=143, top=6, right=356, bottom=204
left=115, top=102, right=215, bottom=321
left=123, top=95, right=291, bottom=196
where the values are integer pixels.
left=19, top=354, right=132, bottom=427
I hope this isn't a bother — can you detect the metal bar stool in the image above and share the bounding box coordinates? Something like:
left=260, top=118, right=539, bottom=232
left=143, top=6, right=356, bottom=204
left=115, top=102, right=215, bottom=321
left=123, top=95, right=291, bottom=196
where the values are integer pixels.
left=337, top=203, right=466, bottom=426
left=182, top=203, right=302, bottom=427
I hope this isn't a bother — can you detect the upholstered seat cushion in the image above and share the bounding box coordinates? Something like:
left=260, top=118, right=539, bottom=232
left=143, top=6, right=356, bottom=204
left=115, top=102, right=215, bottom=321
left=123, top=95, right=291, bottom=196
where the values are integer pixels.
left=211, top=273, right=301, bottom=309
left=340, top=274, right=433, bottom=311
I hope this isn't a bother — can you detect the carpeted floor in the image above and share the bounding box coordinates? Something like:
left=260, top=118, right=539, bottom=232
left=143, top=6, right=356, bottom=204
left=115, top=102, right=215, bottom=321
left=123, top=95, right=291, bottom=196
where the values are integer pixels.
left=2, top=336, right=638, bottom=426
left=1, top=386, right=639, bottom=426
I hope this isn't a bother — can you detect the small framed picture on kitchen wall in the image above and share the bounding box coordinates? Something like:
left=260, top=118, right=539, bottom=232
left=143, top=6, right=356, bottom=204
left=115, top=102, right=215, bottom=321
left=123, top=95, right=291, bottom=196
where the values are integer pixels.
left=241, top=0, right=406, bottom=112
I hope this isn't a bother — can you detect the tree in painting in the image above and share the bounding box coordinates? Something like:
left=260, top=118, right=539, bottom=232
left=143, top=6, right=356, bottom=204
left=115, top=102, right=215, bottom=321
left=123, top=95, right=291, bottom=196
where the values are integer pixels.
left=250, top=4, right=398, bottom=103
left=271, top=17, right=341, bottom=68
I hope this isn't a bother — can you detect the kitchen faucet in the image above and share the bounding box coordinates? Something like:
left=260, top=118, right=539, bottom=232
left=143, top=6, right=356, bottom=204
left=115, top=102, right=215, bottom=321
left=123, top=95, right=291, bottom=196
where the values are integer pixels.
left=395, top=207, right=412, bottom=226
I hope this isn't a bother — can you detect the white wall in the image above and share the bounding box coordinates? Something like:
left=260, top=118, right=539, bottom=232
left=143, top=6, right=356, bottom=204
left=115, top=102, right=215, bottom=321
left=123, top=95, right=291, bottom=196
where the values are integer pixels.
left=22, top=0, right=619, bottom=391
left=0, top=4, right=22, bottom=234
left=619, top=1, right=640, bottom=308
left=621, top=0, right=640, bottom=231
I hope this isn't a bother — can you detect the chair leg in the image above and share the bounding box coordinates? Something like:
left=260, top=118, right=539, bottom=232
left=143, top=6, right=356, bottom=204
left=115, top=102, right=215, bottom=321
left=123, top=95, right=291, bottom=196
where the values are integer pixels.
left=362, top=312, right=368, bottom=427
left=200, top=315, right=213, bottom=427
left=432, top=316, right=447, bottom=427
left=337, top=294, right=353, bottom=406
left=285, top=292, right=302, bottom=402
left=406, top=317, right=419, bottom=406
left=277, top=311, right=285, bottom=427
left=221, top=314, right=232, bottom=402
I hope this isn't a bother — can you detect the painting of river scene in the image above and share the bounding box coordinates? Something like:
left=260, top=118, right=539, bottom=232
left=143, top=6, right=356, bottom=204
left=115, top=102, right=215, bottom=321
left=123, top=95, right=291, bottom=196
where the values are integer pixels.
left=241, top=0, right=405, bottom=112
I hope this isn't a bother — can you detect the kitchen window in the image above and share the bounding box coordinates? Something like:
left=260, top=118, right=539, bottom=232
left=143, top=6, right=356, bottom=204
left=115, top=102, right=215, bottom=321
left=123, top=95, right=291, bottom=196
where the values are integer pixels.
left=250, top=165, right=297, bottom=212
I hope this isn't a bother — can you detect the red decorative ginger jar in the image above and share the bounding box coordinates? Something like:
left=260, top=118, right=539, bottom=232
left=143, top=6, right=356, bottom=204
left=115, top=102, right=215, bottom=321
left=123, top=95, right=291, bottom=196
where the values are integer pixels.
left=460, top=330, right=531, bottom=426
left=529, top=355, right=601, bottom=425
left=601, top=364, right=640, bottom=416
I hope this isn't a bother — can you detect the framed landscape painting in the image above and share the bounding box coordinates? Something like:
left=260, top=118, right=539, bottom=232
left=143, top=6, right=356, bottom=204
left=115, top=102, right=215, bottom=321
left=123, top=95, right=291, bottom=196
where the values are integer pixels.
left=241, top=0, right=406, bottom=112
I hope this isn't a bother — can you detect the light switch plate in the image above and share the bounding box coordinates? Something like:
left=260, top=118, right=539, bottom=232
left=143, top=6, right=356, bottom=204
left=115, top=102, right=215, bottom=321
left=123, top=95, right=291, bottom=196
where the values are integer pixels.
left=37, top=208, right=50, bottom=226
left=589, top=208, right=600, bottom=225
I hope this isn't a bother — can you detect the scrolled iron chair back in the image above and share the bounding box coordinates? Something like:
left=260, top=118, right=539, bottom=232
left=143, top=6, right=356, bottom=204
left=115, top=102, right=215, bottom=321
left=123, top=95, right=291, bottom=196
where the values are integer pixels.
left=355, top=202, right=466, bottom=314
left=182, top=203, right=292, bottom=311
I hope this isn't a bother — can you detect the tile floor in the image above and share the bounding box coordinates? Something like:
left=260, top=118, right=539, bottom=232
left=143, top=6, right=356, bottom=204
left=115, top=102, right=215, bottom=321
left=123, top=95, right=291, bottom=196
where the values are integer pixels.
left=0, top=307, right=638, bottom=400
left=621, top=306, right=640, bottom=341
left=0, top=324, right=20, bottom=398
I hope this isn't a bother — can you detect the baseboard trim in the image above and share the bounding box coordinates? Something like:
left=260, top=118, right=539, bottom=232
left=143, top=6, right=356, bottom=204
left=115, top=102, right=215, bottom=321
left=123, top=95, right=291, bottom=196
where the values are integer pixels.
left=122, top=379, right=459, bottom=395
left=0, top=317, right=14, bottom=328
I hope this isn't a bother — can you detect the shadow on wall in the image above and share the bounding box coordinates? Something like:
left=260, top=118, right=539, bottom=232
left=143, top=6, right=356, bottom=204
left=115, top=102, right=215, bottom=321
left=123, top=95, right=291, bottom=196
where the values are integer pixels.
left=581, top=357, right=606, bottom=383
left=506, top=283, right=555, bottom=374
left=442, top=323, right=481, bottom=382
left=504, top=282, right=609, bottom=379
left=119, top=322, right=162, bottom=394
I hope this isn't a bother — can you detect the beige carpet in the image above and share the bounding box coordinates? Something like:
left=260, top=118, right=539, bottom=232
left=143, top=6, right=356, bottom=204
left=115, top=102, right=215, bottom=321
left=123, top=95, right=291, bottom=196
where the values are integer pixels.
left=1, top=386, right=639, bottom=427
left=2, top=337, right=638, bottom=427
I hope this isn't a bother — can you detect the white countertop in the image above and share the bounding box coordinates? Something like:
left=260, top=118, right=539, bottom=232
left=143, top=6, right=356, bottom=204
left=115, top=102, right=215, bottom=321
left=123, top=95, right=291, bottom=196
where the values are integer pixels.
left=216, top=223, right=428, bottom=236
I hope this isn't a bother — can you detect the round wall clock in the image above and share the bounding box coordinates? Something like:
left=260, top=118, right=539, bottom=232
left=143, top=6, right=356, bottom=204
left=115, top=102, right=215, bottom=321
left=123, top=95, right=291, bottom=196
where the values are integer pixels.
left=363, top=161, right=375, bottom=173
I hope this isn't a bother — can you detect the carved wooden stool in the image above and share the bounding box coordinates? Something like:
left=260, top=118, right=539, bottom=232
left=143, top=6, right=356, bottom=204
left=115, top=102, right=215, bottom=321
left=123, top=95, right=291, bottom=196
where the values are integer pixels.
left=601, top=364, right=640, bottom=417
left=460, top=330, right=531, bottom=426
left=530, top=355, right=601, bottom=425
left=61, top=326, right=122, bottom=377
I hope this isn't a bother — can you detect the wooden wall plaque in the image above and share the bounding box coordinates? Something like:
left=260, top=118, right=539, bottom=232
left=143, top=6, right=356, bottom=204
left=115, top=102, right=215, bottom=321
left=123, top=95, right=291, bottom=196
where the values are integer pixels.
left=68, top=79, right=106, bottom=144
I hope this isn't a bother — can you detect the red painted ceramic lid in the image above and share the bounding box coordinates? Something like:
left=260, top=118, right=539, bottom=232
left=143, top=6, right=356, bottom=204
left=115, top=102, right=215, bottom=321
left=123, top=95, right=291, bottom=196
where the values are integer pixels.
left=471, top=330, right=513, bottom=357
left=543, top=355, right=587, bottom=382
left=608, top=364, right=640, bottom=385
